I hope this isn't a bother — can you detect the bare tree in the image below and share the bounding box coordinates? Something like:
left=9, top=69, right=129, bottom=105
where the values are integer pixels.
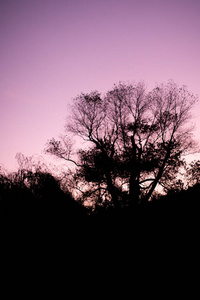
left=45, top=81, right=198, bottom=210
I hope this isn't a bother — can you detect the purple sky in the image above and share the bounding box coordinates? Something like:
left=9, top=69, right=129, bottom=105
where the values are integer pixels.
left=1, top=0, right=200, bottom=171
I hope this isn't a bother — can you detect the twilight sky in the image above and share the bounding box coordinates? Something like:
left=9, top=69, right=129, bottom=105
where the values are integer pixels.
left=1, top=0, right=200, bottom=171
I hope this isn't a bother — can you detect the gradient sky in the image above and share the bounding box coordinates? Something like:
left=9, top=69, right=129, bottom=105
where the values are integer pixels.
left=1, top=0, right=200, bottom=171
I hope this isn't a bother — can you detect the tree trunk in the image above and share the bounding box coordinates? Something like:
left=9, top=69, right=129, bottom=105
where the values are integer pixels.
left=143, top=146, right=171, bottom=203
left=129, top=176, right=140, bottom=207
left=105, top=169, right=119, bottom=208
left=129, top=135, right=141, bottom=207
left=102, top=150, right=119, bottom=208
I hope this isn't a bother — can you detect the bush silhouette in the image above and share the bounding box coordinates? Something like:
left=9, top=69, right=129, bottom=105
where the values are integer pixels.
left=0, top=170, right=88, bottom=221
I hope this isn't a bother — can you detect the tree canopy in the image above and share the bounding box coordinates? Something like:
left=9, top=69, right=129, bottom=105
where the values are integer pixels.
left=46, top=81, right=198, bottom=212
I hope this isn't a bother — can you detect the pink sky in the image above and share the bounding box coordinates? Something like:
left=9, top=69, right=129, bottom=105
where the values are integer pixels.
left=1, top=0, right=200, bottom=171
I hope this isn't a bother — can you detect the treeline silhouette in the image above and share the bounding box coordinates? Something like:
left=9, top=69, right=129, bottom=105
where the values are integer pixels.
left=1, top=81, right=200, bottom=225
left=1, top=166, right=200, bottom=223
left=0, top=169, right=88, bottom=222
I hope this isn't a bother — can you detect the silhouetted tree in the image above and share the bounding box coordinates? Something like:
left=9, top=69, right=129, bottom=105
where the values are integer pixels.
left=186, top=160, right=200, bottom=187
left=46, top=81, right=198, bottom=211
left=0, top=166, right=87, bottom=220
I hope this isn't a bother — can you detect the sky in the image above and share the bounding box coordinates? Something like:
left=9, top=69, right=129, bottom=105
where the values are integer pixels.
left=1, top=0, right=200, bottom=172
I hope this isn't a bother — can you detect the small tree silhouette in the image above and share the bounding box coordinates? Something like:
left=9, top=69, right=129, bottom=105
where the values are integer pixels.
left=0, top=166, right=87, bottom=220
left=46, top=81, right=198, bottom=211
left=186, top=160, right=200, bottom=187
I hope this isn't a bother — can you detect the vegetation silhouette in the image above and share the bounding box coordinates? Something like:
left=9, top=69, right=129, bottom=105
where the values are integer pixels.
left=1, top=80, right=199, bottom=224
left=46, top=80, right=199, bottom=214
left=0, top=168, right=88, bottom=222
left=1, top=162, right=199, bottom=228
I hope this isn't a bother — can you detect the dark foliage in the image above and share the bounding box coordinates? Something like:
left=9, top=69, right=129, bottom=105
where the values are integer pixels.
left=46, top=81, right=198, bottom=210
left=150, top=182, right=200, bottom=219
left=0, top=170, right=88, bottom=222
left=1, top=81, right=199, bottom=234
left=2, top=166, right=199, bottom=230
left=87, top=183, right=200, bottom=242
